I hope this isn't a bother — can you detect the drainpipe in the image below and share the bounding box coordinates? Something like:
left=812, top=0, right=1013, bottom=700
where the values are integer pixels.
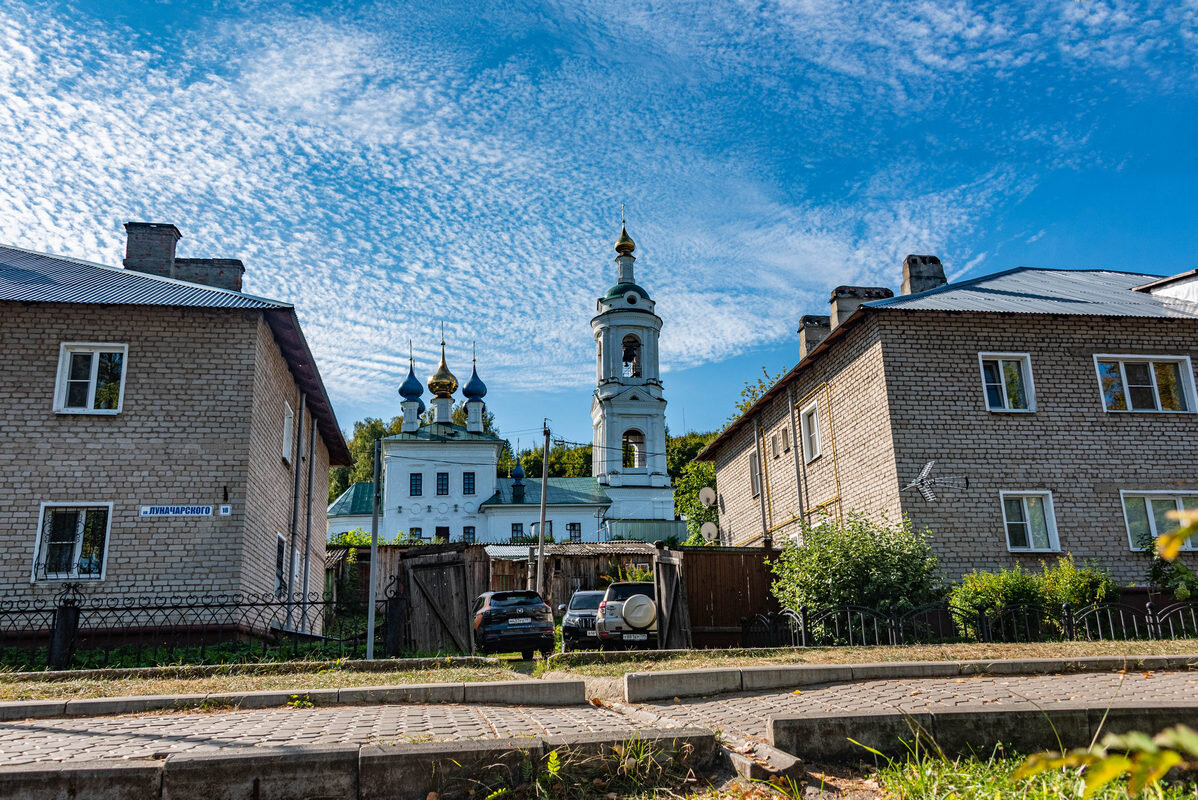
left=287, top=394, right=306, bottom=623
left=786, top=385, right=806, bottom=531
left=753, top=422, right=768, bottom=542
left=300, top=421, right=317, bottom=631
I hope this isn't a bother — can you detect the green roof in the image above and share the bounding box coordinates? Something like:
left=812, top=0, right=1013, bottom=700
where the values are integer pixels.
left=480, top=478, right=611, bottom=508
left=602, top=282, right=652, bottom=301
left=383, top=421, right=505, bottom=444
left=328, top=481, right=375, bottom=516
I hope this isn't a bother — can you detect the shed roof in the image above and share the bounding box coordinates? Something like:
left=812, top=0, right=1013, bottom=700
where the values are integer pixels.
left=328, top=482, right=375, bottom=517
left=0, top=243, right=350, bottom=465
left=484, top=541, right=656, bottom=560
left=479, top=478, right=611, bottom=508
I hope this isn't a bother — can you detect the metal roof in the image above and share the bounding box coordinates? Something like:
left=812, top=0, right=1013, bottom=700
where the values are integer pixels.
left=0, top=245, right=290, bottom=309
left=485, top=542, right=656, bottom=560
left=480, top=478, right=611, bottom=508
left=867, top=267, right=1198, bottom=318
left=384, top=422, right=506, bottom=444
left=328, top=482, right=375, bottom=517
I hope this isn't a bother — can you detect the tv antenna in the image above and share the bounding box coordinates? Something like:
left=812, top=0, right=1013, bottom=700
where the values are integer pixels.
left=902, top=460, right=968, bottom=502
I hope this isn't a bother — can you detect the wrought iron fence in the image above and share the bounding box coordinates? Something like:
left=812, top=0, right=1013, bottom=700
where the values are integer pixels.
left=741, top=601, right=1198, bottom=648
left=0, top=579, right=406, bottom=671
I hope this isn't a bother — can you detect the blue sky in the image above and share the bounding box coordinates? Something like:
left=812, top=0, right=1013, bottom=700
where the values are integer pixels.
left=2, top=1, right=1196, bottom=445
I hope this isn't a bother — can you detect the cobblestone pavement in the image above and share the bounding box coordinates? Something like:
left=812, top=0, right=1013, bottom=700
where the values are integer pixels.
left=630, top=670, right=1198, bottom=741
left=0, top=704, right=639, bottom=765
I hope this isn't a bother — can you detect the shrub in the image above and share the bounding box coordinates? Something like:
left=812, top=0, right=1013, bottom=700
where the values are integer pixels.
left=950, top=555, right=1118, bottom=616
left=770, top=513, right=942, bottom=612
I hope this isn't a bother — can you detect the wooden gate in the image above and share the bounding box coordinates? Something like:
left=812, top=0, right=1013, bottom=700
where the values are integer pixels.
left=653, top=546, right=692, bottom=649
left=682, top=546, right=780, bottom=647
left=403, top=549, right=472, bottom=654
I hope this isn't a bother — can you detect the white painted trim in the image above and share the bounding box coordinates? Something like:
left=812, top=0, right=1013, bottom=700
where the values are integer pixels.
left=998, top=490, right=1060, bottom=553
left=1119, top=489, right=1198, bottom=552
left=53, top=343, right=128, bottom=415
left=748, top=448, right=761, bottom=497
left=977, top=352, right=1036, bottom=413
left=800, top=401, right=822, bottom=464
left=281, top=402, right=295, bottom=464
left=31, top=501, right=114, bottom=582
left=1091, top=354, right=1197, bottom=413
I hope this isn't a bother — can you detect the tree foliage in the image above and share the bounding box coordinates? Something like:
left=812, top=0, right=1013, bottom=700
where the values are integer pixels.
left=328, top=417, right=402, bottom=503
left=770, top=513, right=942, bottom=611
left=727, top=365, right=789, bottom=426
left=674, top=460, right=717, bottom=540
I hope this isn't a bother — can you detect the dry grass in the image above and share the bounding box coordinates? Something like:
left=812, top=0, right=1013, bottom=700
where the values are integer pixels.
left=0, top=665, right=522, bottom=701
left=555, top=640, right=1198, bottom=678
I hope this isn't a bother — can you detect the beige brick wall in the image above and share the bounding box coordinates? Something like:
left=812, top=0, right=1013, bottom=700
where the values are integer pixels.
left=880, top=311, right=1198, bottom=584
left=0, top=303, right=333, bottom=600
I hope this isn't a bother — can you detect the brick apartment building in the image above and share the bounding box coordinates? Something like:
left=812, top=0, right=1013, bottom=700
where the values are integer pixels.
left=697, top=257, right=1198, bottom=584
left=0, top=223, right=351, bottom=601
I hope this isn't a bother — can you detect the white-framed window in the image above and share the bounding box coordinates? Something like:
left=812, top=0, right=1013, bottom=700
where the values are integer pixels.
left=1094, top=355, right=1195, bottom=413
left=54, top=343, right=127, bottom=414
left=978, top=353, right=1034, bottom=412
left=782, top=431, right=791, bottom=453
left=999, top=491, right=1059, bottom=552
left=770, top=433, right=780, bottom=459
left=749, top=449, right=761, bottom=497
left=275, top=534, right=287, bottom=596
left=32, top=502, right=112, bottom=581
left=799, top=402, right=821, bottom=463
left=1122, top=491, right=1198, bottom=551
left=282, top=402, right=295, bottom=464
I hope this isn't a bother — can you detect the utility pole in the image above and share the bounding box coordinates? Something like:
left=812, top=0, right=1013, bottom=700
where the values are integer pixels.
left=535, top=420, right=550, bottom=597
left=365, top=438, right=381, bottom=660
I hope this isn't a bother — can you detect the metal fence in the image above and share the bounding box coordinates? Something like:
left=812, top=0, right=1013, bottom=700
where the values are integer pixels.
left=741, top=601, right=1198, bottom=648
left=0, top=580, right=406, bottom=671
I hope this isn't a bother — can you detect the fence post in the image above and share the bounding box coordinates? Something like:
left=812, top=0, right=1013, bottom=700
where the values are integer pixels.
left=1145, top=601, right=1158, bottom=640
left=383, top=594, right=405, bottom=657
left=765, top=612, right=778, bottom=648
left=1061, top=602, right=1074, bottom=641
left=48, top=583, right=84, bottom=670
left=888, top=603, right=899, bottom=646
left=799, top=605, right=810, bottom=648
left=976, top=609, right=988, bottom=643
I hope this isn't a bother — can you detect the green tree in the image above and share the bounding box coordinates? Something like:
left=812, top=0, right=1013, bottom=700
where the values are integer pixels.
left=328, top=417, right=402, bottom=503
left=665, top=429, right=717, bottom=480
left=674, top=460, right=717, bottom=540
left=726, top=365, right=789, bottom=426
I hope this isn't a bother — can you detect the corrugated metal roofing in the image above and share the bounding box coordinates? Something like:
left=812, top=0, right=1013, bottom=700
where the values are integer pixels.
left=384, top=422, right=505, bottom=444
left=485, top=542, right=655, bottom=560
left=479, top=478, right=611, bottom=507
left=867, top=268, right=1198, bottom=318
left=0, top=245, right=290, bottom=309
left=328, top=482, right=375, bottom=517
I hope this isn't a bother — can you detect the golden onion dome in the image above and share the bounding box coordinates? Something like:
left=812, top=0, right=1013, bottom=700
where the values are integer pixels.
left=427, top=341, right=458, bottom=398
left=615, top=224, right=635, bottom=256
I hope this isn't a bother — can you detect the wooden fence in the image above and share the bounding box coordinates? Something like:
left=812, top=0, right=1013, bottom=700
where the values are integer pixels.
left=657, top=545, right=780, bottom=648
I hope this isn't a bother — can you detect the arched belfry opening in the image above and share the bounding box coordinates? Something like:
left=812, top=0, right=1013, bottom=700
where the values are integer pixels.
left=621, top=334, right=641, bottom=378
left=622, top=429, right=646, bottom=468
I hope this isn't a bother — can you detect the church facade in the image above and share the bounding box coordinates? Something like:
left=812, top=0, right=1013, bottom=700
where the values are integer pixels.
left=328, top=225, right=680, bottom=544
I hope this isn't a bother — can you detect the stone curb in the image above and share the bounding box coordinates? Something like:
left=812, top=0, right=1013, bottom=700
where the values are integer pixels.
left=623, top=654, right=1198, bottom=702
left=0, top=679, right=588, bottom=721
left=768, top=701, right=1198, bottom=762
left=0, top=728, right=717, bottom=800
left=1, top=655, right=500, bottom=683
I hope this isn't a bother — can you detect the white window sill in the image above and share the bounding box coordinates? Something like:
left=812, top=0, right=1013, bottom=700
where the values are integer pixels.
left=1007, top=548, right=1061, bottom=554
left=986, top=408, right=1036, bottom=414
left=804, top=454, right=822, bottom=465
left=31, top=576, right=104, bottom=584
left=1102, top=409, right=1196, bottom=415
left=55, top=408, right=121, bottom=416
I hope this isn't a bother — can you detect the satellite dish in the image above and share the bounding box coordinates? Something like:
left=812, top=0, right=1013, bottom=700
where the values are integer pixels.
left=698, top=487, right=717, bottom=508
left=700, top=521, right=719, bottom=542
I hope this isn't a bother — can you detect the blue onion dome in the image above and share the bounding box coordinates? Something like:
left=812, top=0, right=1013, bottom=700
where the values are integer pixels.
left=511, top=460, right=524, bottom=483
left=399, top=359, right=423, bottom=401
left=463, top=362, right=487, bottom=400
left=416, top=397, right=426, bottom=415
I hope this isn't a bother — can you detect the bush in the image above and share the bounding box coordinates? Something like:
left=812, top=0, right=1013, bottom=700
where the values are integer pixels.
left=770, top=513, right=943, bottom=612
left=950, top=555, right=1118, bottom=616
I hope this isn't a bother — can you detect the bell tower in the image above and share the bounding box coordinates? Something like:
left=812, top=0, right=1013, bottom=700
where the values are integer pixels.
left=590, top=220, right=673, bottom=520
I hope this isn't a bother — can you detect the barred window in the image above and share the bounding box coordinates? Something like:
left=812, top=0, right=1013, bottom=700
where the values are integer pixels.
left=35, top=504, right=110, bottom=581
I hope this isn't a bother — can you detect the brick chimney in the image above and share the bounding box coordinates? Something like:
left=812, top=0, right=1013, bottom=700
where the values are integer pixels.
left=829, top=286, right=894, bottom=330
left=123, top=222, right=180, bottom=278
left=901, top=254, right=947, bottom=296
left=797, top=315, right=830, bottom=360
left=122, top=222, right=245, bottom=292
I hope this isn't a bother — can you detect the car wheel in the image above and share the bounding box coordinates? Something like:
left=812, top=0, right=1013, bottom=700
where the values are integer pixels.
left=521, top=650, right=534, bottom=661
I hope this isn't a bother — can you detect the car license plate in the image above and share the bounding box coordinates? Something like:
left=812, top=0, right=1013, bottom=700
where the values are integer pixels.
left=586, top=630, right=598, bottom=637
left=624, top=633, right=647, bottom=641
left=507, top=618, right=531, bottom=625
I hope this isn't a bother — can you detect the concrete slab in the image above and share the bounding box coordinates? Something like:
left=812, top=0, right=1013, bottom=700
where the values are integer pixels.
left=0, top=700, right=65, bottom=722
left=162, top=744, right=358, bottom=800
left=0, top=759, right=161, bottom=800
left=848, top=661, right=962, bottom=681
left=464, top=679, right=585, bottom=706
left=931, top=706, right=1092, bottom=756
left=1090, top=703, right=1198, bottom=739
left=542, top=727, right=718, bottom=769
left=202, top=688, right=338, bottom=709
left=624, top=669, right=741, bottom=702
left=769, top=710, right=935, bottom=762
left=740, top=664, right=852, bottom=691
left=359, top=737, right=541, bottom=800
left=338, top=682, right=465, bottom=705
left=64, top=694, right=207, bottom=717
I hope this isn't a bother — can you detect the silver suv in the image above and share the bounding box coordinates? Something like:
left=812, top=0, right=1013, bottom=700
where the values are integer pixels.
left=595, top=581, right=657, bottom=650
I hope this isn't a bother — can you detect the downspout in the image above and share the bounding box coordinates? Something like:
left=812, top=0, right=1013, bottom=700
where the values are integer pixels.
left=287, top=393, right=306, bottom=624
left=786, top=385, right=806, bottom=531
left=300, top=420, right=317, bottom=631
left=753, top=422, right=768, bottom=542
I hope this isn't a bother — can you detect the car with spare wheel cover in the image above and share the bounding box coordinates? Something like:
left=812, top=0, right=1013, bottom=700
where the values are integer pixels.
left=595, top=581, right=657, bottom=650
left=471, top=590, right=555, bottom=659
left=558, top=589, right=605, bottom=652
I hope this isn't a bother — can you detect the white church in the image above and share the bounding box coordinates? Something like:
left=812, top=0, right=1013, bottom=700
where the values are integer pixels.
left=328, top=224, right=682, bottom=544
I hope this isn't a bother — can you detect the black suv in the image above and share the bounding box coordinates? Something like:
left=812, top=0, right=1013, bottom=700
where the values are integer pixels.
left=471, top=590, right=555, bottom=659
left=558, top=589, right=604, bottom=652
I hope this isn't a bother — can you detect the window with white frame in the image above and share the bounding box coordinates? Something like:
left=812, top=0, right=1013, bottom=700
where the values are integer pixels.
left=1095, top=355, right=1195, bottom=412
left=799, top=403, right=821, bottom=463
left=999, top=492, right=1059, bottom=552
left=33, top=503, right=111, bottom=580
left=274, top=534, right=287, bottom=596
left=281, top=402, right=295, bottom=464
left=55, top=343, right=127, bottom=413
left=771, top=433, right=780, bottom=459
left=1123, top=492, right=1198, bottom=551
left=979, top=353, right=1034, bottom=411
left=749, top=449, right=761, bottom=497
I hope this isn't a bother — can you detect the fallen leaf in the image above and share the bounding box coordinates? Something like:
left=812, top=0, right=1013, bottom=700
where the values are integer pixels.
left=792, top=689, right=802, bottom=695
